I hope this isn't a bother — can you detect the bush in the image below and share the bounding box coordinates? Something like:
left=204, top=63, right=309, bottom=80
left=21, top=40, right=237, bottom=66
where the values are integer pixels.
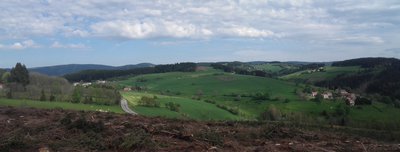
left=355, top=97, right=372, bottom=105
left=216, top=104, right=239, bottom=115
left=204, top=99, right=216, bottom=104
left=260, top=105, right=282, bottom=121
left=119, top=128, right=154, bottom=150
left=40, top=89, right=46, bottom=101
left=63, top=116, right=105, bottom=133
left=252, top=92, right=270, bottom=101
left=195, top=130, right=223, bottom=146
left=138, top=96, right=160, bottom=107
left=49, top=94, right=56, bottom=101
left=165, top=102, right=180, bottom=112
left=284, top=98, right=291, bottom=103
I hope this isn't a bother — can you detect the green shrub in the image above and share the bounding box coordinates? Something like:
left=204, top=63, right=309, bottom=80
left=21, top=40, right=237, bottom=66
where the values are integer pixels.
left=119, top=128, right=154, bottom=150
left=165, top=102, right=180, bottom=112
left=195, top=130, right=223, bottom=146
left=259, top=105, right=282, bottom=121
left=64, top=116, right=105, bottom=133
left=204, top=99, right=216, bottom=104
left=216, top=104, right=239, bottom=115
left=138, top=96, right=160, bottom=107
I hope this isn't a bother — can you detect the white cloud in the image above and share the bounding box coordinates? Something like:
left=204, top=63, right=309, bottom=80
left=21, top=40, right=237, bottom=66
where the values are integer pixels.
left=91, top=20, right=156, bottom=39
left=0, top=40, right=39, bottom=50
left=221, top=26, right=277, bottom=38
left=329, top=36, right=384, bottom=45
left=0, top=0, right=398, bottom=45
left=51, top=41, right=87, bottom=49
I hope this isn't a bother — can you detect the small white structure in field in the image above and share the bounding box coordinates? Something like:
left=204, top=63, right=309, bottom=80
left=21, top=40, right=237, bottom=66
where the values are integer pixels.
left=96, top=80, right=106, bottom=84
left=0, top=83, right=4, bottom=89
left=322, top=92, right=333, bottom=99
left=73, top=82, right=80, bottom=86
left=82, top=82, right=92, bottom=87
left=311, top=91, right=318, bottom=97
left=345, top=93, right=357, bottom=106
left=339, top=89, right=348, bottom=96
left=124, top=87, right=132, bottom=91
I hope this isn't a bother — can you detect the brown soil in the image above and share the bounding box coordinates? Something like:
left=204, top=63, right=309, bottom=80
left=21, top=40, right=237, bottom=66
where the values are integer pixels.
left=0, top=106, right=399, bottom=152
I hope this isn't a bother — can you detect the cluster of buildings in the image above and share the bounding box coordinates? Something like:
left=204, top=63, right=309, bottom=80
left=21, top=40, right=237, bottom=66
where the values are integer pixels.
left=310, top=89, right=357, bottom=106
left=73, top=80, right=107, bottom=87
left=304, top=67, right=325, bottom=74
left=123, top=86, right=146, bottom=92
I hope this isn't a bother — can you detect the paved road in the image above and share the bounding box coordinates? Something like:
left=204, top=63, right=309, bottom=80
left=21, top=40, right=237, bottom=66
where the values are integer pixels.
left=120, top=99, right=137, bottom=115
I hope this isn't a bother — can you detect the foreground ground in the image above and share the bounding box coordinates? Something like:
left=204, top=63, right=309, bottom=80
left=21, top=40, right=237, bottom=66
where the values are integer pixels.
left=0, top=107, right=399, bottom=151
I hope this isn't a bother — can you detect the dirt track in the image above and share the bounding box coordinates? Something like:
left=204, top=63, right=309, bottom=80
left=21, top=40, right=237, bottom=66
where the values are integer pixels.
left=0, top=106, right=399, bottom=152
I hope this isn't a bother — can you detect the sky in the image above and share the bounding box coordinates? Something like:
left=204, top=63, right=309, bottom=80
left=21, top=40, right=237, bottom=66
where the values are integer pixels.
left=0, top=0, right=400, bottom=68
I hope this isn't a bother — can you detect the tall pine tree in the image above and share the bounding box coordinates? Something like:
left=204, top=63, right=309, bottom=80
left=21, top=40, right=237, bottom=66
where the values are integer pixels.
left=10, top=63, right=30, bottom=86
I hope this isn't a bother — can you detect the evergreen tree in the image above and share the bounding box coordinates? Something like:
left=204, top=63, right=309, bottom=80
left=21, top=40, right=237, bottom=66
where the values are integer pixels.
left=314, top=93, right=323, bottom=103
left=49, top=93, right=56, bottom=102
left=40, top=89, right=46, bottom=101
left=10, top=63, right=30, bottom=86
left=6, top=90, right=12, bottom=99
left=71, top=87, right=81, bottom=103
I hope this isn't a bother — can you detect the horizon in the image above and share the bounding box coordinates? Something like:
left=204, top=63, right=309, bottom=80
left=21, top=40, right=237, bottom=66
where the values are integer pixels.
left=2, top=57, right=397, bottom=69
left=1, top=1, right=400, bottom=68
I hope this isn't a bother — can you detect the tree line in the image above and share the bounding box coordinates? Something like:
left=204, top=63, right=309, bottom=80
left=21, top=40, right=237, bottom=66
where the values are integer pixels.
left=210, top=63, right=271, bottom=77
left=331, top=57, right=400, bottom=68
left=64, top=62, right=197, bottom=82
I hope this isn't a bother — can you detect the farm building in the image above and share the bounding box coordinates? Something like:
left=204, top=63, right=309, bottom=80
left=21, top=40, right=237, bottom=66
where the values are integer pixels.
left=311, top=91, right=318, bottom=97
left=322, top=92, right=333, bottom=99
left=124, top=87, right=132, bottom=91
left=345, top=93, right=357, bottom=106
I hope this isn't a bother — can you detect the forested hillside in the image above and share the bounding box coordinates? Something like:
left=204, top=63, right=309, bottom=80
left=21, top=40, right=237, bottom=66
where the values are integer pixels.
left=28, top=63, right=154, bottom=76
left=316, top=58, right=400, bottom=106
left=64, top=63, right=197, bottom=82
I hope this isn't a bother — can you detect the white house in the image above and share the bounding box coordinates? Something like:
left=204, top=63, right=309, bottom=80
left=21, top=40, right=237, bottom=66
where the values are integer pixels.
left=345, top=93, right=357, bottom=106
left=311, top=91, right=318, bottom=97
left=322, top=92, right=333, bottom=99
left=96, top=80, right=106, bottom=84
left=123, top=87, right=132, bottom=91
left=0, top=83, right=4, bottom=89
left=82, top=82, right=92, bottom=87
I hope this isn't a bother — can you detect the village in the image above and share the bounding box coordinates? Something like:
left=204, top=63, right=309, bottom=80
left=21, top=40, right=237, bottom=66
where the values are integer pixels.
left=309, top=89, right=357, bottom=106
left=73, top=80, right=107, bottom=87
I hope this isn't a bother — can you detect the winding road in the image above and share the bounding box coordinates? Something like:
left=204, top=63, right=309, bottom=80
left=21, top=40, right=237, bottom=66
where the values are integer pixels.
left=120, top=99, right=137, bottom=115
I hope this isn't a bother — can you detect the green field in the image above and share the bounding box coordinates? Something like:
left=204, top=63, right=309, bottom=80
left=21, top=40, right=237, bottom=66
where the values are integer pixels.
left=252, top=63, right=298, bottom=73
left=0, top=98, right=124, bottom=113
left=122, top=92, right=240, bottom=120
left=117, top=68, right=400, bottom=130
left=280, top=66, right=361, bottom=82
left=119, top=70, right=299, bottom=99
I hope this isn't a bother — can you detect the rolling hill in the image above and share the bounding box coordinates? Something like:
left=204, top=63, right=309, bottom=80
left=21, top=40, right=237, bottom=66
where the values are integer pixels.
left=27, top=63, right=154, bottom=76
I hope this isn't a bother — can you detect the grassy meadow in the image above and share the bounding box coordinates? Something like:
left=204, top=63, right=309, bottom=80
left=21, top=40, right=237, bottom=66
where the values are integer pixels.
left=117, top=67, right=400, bottom=130
left=122, top=92, right=241, bottom=120
left=280, top=66, right=362, bottom=82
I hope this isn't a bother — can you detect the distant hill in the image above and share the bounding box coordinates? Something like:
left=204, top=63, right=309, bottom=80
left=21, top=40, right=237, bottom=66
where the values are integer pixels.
left=28, top=63, right=154, bottom=76
left=331, top=57, right=400, bottom=68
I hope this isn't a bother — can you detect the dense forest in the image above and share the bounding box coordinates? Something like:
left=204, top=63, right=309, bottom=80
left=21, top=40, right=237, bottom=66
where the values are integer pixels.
left=210, top=62, right=325, bottom=78
left=64, top=63, right=197, bottom=82
left=331, top=57, right=400, bottom=68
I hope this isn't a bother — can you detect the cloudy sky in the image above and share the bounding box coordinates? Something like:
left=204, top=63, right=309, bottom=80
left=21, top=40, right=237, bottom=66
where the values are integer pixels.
left=0, top=0, right=399, bottom=68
